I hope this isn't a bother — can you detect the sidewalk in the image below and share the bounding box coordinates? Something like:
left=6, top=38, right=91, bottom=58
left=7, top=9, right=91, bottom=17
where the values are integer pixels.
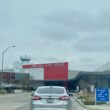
left=73, top=94, right=110, bottom=110
left=87, top=105, right=110, bottom=110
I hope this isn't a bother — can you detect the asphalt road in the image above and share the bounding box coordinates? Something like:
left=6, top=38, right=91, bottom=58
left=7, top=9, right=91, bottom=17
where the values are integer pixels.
left=0, top=93, right=30, bottom=110
left=0, top=93, right=87, bottom=110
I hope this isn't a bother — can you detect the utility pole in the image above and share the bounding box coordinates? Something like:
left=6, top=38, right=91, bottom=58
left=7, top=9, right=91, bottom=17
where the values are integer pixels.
left=0, top=46, right=15, bottom=90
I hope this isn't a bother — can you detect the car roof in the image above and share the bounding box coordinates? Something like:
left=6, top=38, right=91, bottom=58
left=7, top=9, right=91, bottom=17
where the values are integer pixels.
left=37, top=86, right=65, bottom=89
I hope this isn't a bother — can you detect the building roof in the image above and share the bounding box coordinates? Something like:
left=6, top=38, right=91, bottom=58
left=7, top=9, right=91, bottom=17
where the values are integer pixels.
left=68, top=70, right=110, bottom=81
left=96, top=61, right=110, bottom=72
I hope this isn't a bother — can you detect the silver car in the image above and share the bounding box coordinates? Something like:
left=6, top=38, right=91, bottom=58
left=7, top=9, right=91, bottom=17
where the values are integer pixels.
left=31, top=86, right=70, bottom=110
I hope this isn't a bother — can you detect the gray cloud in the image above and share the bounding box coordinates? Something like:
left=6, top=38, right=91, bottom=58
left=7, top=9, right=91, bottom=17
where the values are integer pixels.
left=73, top=34, right=110, bottom=53
left=39, top=22, right=78, bottom=42
left=38, top=8, right=110, bottom=51
left=43, top=57, right=65, bottom=63
left=0, top=0, right=110, bottom=71
left=79, top=57, right=95, bottom=63
left=44, top=9, right=110, bottom=32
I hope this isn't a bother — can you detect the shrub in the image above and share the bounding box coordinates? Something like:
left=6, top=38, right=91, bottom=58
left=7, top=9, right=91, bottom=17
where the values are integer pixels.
left=77, top=96, right=84, bottom=99
left=0, top=90, right=7, bottom=94
left=83, top=100, right=95, bottom=105
left=83, top=100, right=106, bottom=105
left=96, top=102, right=106, bottom=105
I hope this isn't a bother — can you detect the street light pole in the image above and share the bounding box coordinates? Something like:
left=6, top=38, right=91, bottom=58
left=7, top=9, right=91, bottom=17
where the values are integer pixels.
left=0, top=46, right=15, bottom=90
left=1, top=52, right=4, bottom=89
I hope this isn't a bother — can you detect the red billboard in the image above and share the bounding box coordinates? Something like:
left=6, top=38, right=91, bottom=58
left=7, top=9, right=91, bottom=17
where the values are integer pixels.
left=23, top=62, right=68, bottom=80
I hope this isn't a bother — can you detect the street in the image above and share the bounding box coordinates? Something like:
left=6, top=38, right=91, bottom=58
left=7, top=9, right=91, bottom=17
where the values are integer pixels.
left=0, top=93, right=30, bottom=110
left=0, top=93, right=87, bottom=110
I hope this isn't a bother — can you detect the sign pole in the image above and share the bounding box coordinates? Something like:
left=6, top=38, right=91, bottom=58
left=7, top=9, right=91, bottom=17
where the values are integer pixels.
left=95, top=88, right=96, bottom=105
left=108, top=89, right=109, bottom=102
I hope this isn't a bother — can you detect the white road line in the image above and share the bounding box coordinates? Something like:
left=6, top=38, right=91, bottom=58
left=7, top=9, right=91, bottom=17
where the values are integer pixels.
left=14, top=103, right=28, bottom=108
left=6, top=101, right=13, bottom=103
left=0, top=95, right=17, bottom=99
left=0, top=103, right=28, bottom=110
left=0, top=93, right=30, bottom=99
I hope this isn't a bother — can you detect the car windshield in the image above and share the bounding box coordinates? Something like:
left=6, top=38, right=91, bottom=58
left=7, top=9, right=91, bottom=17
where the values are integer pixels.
left=37, top=88, right=64, bottom=94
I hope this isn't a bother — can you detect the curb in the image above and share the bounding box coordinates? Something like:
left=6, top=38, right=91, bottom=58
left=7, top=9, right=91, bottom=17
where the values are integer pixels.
left=73, top=96, right=100, bottom=110
left=73, top=96, right=86, bottom=108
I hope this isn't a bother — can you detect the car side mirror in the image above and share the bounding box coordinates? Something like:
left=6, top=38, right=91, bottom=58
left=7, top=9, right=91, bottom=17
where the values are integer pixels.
left=31, top=93, right=34, bottom=96
left=31, top=93, right=33, bottom=96
left=69, top=93, right=73, bottom=97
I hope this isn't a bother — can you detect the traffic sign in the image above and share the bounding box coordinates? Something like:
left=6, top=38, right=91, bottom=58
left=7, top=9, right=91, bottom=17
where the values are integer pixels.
left=96, top=88, right=109, bottom=102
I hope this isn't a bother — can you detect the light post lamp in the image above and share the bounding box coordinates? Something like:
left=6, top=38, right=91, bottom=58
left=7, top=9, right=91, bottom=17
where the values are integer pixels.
left=0, top=45, right=15, bottom=90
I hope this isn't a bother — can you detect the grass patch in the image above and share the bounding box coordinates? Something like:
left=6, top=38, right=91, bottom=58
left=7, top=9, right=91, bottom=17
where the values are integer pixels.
left=77, top=92, right=106, bottom=105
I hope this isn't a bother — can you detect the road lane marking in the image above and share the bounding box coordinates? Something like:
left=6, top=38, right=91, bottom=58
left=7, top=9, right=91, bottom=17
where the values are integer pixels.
left=4, top=101, right=13, bottom=103
left=0, top=93, right=30, bottom=99
left=0, top=102, right=28, bottom=110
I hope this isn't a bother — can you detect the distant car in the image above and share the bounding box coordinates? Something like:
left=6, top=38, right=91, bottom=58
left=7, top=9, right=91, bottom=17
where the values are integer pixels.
left=31, top=86, right=70, bottom=110
left=68, top=92, right=73, bottom=97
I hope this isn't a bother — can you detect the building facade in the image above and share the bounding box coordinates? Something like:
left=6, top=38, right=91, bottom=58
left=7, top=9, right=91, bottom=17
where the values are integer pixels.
left=22, top=62, right=68, bottom=88
left=0, top=72, right=29, bottom=88
left=23, top=62, right=68, bottom=81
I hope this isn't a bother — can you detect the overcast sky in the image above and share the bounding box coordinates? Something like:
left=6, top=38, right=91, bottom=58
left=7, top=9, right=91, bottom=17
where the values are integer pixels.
left=0, top=0, right=110, bottom=71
